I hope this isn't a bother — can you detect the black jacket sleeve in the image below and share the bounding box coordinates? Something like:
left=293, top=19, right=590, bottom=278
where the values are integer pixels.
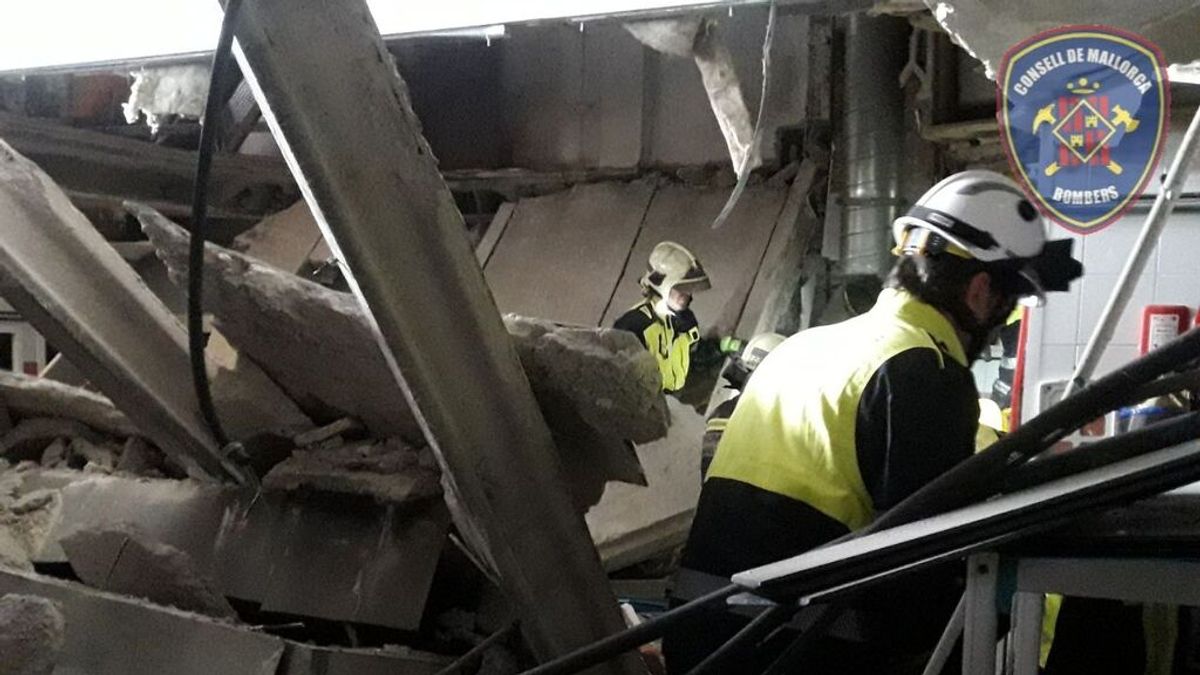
left=855, top=347, right=979, bottom=513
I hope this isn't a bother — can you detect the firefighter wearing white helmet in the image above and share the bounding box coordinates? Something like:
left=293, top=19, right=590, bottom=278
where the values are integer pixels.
left=664, top=170, right=1083, bottom=673
left=613, top=241, right=711, bottom=393
left=701, top=332, right=785, bottom=478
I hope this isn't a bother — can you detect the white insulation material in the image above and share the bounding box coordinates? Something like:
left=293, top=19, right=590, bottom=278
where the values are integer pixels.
left=123, top=65, right=209, bottom=131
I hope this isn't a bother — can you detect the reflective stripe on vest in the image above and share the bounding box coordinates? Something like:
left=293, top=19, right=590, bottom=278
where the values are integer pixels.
left=636, top=304, right=699, bottom=392
left=706, top=289, right=967, bottom=531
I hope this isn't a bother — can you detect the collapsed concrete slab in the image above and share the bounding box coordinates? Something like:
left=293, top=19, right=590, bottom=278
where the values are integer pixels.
left=586, top=398, right=704, bottom=571
left=0, top=142, right=309, bottom=483
left=135, top=206, right=669, bottom=495
left=61, top=526, right=237, bottom=620
left=0, top=569, right=452, bottom=675
left=17, top=469, right=447, bottom=631
left=0, top=593, right=64, bottom=675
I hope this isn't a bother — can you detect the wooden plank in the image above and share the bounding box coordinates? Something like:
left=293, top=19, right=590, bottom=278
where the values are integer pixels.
left=484, top=182, right=654, bottom=326
left=229, top=1, right=645, bottom=670
left=600, top=184, right=788, bottom=337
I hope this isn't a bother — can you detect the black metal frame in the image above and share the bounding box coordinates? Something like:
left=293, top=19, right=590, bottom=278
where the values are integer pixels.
left=519, top=329, right=1200, bottom=675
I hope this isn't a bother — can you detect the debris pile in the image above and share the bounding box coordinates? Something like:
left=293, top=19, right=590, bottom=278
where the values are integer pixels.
left=133, top=203, right=669, bottom=506
left=0, top=373, right=173, bottom=477
left=0, top=145, right=688, bottom=674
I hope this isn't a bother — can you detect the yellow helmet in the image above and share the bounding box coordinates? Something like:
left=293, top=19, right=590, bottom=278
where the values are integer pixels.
left=640, top=241, right=711, bottom=300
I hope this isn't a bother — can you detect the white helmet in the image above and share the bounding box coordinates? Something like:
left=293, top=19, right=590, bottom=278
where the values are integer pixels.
left=740, top=332, right=785, bottom=372
left=640, top=241, right=711, bottom=299
left=892, top=170, right=1082, bottom=302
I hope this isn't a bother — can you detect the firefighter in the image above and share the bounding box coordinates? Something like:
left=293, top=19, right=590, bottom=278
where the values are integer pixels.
left=614, top=241, right=711, bottom=393
left=663, top=170, right=1083, bottom=673
left=701, top=332, right=786, bottom=478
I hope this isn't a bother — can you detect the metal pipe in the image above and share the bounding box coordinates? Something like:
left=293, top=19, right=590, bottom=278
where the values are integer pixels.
left=1067, top=106, right=1200, bottom=396
left=225, top=0, right=642, bottom=670
left=519, top=585, right=742, bottom=675
left=921, top=596, right=965, bottom=675
left=837, top=14, right=908, bottom=277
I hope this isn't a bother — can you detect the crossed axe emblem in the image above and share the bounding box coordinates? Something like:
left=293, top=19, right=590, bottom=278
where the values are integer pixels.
left=1033, top=102, right=1138, bottom=176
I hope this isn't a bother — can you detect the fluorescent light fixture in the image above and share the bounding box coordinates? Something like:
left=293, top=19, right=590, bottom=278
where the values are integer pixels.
left=1, top=0, right=760, bottom=74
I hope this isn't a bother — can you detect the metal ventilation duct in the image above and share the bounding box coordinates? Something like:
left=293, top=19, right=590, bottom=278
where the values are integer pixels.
left=836, top=14, right=909, bottom=278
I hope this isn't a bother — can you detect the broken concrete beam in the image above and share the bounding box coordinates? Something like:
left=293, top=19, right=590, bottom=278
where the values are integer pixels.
left=0, top=569, right=285, bottom=675
left=0, top=142, right=309, bottom=483
left=19, top=469, right=446, bottom=631
left=135, top=206, right=669, bottom=482
left=0, top=372, right=137, bottom=438
left=0, top=568, right=451, bottom=675
left=0, top=593, right=64, bottom=675
left=60, top=526, right=237, bottom=619
left=263, top=438, right=442, bottom=505
left=136, top=203, right=421, bottom=440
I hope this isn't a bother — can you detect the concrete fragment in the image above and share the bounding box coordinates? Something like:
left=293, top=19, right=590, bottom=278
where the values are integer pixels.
left=263, top=438, right=441, bottom=504
left=294, top=417, right=362, bottom=447
left=586, top=398, right=704, bottom=570
left=136, top=207, right=668, bottom=493
left=69, top=438, right=117, bottom=472
left=22, top=469, right=447, bottom=631
left=61, top=526, right=237, bottom=619
left=0, top=489, right=60, bottom=570
left=505, top=316, right=667, bottom=445
left=1, top=418, right=100, bottom=463
left=0, top=593, right=64, bottom=675
left=115, top=436, right=163, bottom=475
left=0, top=530, right=31, bottom=571
left=0, top=372, right=136, bottom=438
left=625, top=17, right=760, bottom=177
left=37, top=440, right=66, bottom=469
left=0, top=142, right=304, bottom=482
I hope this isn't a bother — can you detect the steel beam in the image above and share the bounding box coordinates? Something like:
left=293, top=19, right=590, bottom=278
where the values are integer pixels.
left=0, top=142, right=244, bottom=481
left=226, top=1, right=642, bottom=670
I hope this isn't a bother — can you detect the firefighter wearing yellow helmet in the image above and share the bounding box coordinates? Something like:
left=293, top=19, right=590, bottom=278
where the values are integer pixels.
left=613, top=241, right=711, bottom=393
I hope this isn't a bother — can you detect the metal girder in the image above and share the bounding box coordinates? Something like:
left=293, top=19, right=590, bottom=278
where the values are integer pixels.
left=0, top=142, right=242, bottom=481
left=225, top=1, right=642, bottom=670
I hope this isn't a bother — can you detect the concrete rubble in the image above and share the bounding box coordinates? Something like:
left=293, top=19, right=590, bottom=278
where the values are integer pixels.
left=134, top=204, right=670, bottom=505
left=0, top=593, right=64, bottom=675
left=61, top=526, right=237, bottom=619
left=0, top=142, right=310, bottom=483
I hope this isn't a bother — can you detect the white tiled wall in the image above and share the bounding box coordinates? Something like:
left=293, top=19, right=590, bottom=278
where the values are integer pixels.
left=1021, top=208, right=1200, bottom=422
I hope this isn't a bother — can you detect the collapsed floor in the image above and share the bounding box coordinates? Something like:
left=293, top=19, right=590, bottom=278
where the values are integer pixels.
left=0, top=143, right=711, bottom=674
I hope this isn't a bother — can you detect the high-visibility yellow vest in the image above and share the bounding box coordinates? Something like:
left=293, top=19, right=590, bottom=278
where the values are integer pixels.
left=632, top=303, right=700, bottom=393
left=706, top=289, right=967, bottom=531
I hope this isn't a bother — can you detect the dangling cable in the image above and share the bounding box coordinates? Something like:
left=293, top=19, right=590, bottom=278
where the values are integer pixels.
left=189, top=0, right=245, bottom=449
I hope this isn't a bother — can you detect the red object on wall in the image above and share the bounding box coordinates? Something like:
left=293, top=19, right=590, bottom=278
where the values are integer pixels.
left=21, top=362, right=38, bottom=376
left=1140, top=305, right=1191, bottom=355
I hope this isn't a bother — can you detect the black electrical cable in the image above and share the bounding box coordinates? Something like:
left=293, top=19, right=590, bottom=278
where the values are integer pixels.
left=189, top=0, right=245, bottom=450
